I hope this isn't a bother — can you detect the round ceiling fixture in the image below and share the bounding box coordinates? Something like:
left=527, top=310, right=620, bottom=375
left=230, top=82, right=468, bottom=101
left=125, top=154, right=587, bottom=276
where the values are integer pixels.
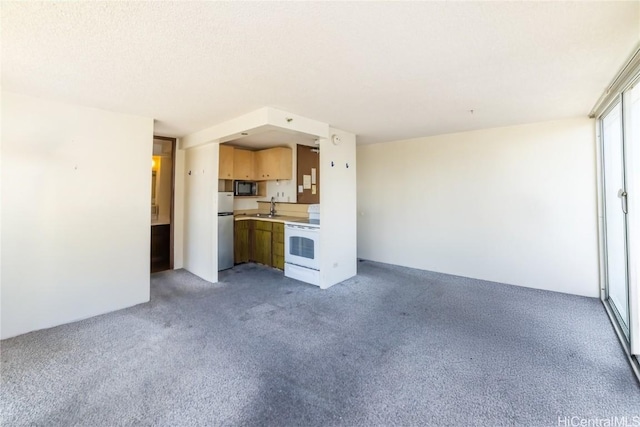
left=331, top=134, right=342, bottom=145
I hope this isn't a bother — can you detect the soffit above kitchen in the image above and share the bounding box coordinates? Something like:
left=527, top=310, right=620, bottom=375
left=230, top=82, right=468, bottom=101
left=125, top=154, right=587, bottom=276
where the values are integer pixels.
left=226, top=130, right=318, bottom=150
left=2, top=1, right=638, bottom=145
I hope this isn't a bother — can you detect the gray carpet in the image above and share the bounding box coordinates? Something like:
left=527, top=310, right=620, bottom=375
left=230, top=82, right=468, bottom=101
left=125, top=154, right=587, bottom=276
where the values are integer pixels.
left=1, top=261, right=639, bottom=426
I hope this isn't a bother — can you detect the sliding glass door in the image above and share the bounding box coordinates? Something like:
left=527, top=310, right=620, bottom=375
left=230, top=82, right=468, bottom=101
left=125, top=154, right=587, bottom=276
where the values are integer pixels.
left=596, top=51, right=640, bottom=376
left=601, top=77, right=640, bottom=354
left=602, top=100, right=630, bottom=336
left=623, top=81, right=640, bottom=354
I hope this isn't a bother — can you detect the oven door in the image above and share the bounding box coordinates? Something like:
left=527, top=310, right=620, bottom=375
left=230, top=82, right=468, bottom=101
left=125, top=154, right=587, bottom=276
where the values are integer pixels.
left=285, top=224, right=320, bottom=270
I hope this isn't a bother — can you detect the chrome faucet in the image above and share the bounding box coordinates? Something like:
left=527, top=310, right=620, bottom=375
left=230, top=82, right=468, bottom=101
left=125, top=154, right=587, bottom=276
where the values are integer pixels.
left=270, top=196, right=276, bottom=216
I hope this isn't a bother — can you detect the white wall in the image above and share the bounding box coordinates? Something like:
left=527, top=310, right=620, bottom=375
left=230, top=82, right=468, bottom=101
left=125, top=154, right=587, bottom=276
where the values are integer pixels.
left=357, top=118, right=599, bottom=297
left=183, top=143, right=218, bottom=283
left=319, top=128, right=358, bottom=289
left=1, top=91, right=154, bottom=339
left=233, top=197, right=260, bottom=212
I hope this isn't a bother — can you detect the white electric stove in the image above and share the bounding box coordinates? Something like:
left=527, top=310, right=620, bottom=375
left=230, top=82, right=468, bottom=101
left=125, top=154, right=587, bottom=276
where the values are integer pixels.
left=284, top=205, right=320, bottom=286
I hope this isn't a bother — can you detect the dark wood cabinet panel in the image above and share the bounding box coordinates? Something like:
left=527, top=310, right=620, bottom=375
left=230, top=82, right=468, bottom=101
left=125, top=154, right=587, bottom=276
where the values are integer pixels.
left=271, top=222, right=284, bottom=270
left=254, top=220, right=273, bottom=232
left=254, top=229, right=272, bottom=266
left=234, top=221, right=250, bottom=264
left=272, top=222, right=284, bottom=241
left=151, top=224, right=171, bottom=273
left=272, top=243, right=284, bottom=270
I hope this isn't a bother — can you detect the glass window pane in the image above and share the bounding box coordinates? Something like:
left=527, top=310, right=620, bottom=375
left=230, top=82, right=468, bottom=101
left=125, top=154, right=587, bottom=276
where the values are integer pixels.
left=289, top=236, right=315, bottom=259
left=602, top=101, right=629, bottom=330
left=624, top=81, right=640, bottom=350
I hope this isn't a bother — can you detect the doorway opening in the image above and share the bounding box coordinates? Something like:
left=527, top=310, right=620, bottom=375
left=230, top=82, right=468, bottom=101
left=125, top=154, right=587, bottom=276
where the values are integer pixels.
left=151, top=136, right=176, bottom=273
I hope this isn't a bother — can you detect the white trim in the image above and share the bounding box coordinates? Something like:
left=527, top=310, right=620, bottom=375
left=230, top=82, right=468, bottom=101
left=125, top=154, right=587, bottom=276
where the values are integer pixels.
left=590, top=43, right=640, bottom=118
left=623, top=80, right=640, bottom=355
left=602, top=299, right=640, bottom=383
left=596, top=121, right=607, bottom=303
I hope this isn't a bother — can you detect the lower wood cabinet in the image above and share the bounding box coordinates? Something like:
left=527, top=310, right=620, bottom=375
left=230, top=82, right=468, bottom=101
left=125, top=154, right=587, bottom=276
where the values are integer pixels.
left=234, top=220, right=251, bottom=264
left=234, top=219, right=285, bottom=270
left=254, top=221, right=272, bottom=266
left=272, top=222, right=284, bottom=270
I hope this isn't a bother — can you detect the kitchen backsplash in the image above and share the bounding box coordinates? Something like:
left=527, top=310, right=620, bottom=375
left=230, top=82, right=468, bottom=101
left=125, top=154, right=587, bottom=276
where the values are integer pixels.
left=266, top=179, right=296, bottom=203
left=256, top=201, right=310, bottom=217
left=233, top=198, right=260, bottom=211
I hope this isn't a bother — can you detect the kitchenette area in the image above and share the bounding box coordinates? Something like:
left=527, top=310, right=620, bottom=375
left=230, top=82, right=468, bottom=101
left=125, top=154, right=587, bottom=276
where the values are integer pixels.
left=180, top=107, right=357, bottom=290
left=217, top=139, right=322, bottom=286
left=228, top=201, right=320, bottom=285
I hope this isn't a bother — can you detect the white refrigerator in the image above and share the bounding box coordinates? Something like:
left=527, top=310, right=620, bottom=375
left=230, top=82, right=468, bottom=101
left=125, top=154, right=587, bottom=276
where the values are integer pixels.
left=218, top=192, right=234, bottom=271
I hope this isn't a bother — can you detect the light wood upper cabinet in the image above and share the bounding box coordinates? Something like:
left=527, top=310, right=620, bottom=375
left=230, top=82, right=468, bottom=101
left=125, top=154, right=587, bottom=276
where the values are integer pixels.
left=255, top=147, right=292, bottom=180
left=219, top=144, right=234, bottom=179
left=233, top=149, right=255, bottom=180
left=221, top=145, right=291, bottom=182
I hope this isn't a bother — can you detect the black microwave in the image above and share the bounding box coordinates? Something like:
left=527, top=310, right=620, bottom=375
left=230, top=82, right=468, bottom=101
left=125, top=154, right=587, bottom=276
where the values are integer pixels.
left=234, top=180, right=257, bottom=197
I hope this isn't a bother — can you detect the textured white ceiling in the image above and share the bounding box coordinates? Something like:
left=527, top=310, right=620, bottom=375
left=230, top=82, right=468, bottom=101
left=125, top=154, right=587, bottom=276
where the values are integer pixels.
left=226, top=130, right=318, bottom=150
left=2, top=1, right=638, bottom=144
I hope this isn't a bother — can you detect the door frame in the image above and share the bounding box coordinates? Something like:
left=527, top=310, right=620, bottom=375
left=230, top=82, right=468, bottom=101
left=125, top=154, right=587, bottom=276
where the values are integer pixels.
left=599, top=98, right=631, bottom=335
left=596, top=91, right=640, bottom=381
left=153, top=135, right=177, bottom=270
